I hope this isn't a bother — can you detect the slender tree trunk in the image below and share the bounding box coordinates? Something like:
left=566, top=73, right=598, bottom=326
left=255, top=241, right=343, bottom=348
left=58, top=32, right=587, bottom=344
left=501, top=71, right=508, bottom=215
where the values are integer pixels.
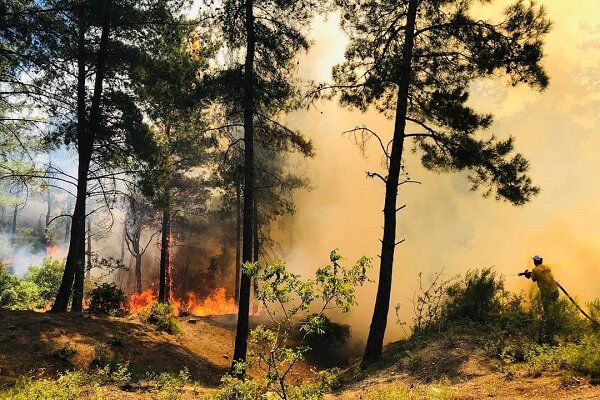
left=232, top=0, right=256, bottom=370
left=252, top=199, right=259, bottom=314
left=85, top=216, right=91, bottom=279
left=53, top=3, right=111, bottom=313
left=8, top=204, right=18, bottom=274
left=45, top=170, right=51, bottom=246
left=360, top=0, right=418, bottom=369
left=64, top=199, right=72, bottom=243
left=120, top=217, right=126, bottom=263
left=10, top=204, right=17, bottom=243
left=234, top=176, right=241, bottom=303
left=158, top=207, right=171, bottom=303
left=135, top=249, right=142, bottom=295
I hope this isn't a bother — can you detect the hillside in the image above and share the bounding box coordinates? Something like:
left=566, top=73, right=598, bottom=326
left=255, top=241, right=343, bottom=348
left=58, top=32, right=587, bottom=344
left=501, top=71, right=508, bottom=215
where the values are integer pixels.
left=328, top=334, right=600, bottom=400
left=1, top=309, right=600, bottom=399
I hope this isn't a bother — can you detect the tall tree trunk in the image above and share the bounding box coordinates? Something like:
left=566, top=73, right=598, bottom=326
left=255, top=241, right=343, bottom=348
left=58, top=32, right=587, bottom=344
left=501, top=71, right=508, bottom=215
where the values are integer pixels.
left=158, top=207, right=171, bottom=303
left=234, top=176, right=241, bottom=303
left=120, top=217, right=126, bottom=263
left=10, top=204, right=17, bottom=244
left=45, top=169, right=51, bottom=246
left=360, top=0, right=418, bottom=369
left=8, top=204, right=17, bottom=274
left=85, top=216, right=91, bottom=279
left=53, top=156, right=90, bottom=312
left=135, top=251, right=142, bottom=295
left=252, top=199, right=259, bottom=314
left=64, top=199, right=72, bottom=243
left=232, top=0, right=256, bottom=370
left=53, top=3, right=111, bottom=313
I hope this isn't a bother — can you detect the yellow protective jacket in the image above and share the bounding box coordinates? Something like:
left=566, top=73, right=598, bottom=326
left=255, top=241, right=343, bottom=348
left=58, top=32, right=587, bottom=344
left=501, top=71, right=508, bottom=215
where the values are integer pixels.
left=531, top=264, right=559, bottom=300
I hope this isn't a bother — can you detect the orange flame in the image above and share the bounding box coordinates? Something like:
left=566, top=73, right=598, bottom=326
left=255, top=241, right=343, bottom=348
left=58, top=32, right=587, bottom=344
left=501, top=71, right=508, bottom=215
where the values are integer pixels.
left=46, top=246, right=61, bottom=257
left=128, top=287, right=238, bottom=317
left=182, top=288, right=238, bottom=316
left=128, top=289, right=157, bottom=315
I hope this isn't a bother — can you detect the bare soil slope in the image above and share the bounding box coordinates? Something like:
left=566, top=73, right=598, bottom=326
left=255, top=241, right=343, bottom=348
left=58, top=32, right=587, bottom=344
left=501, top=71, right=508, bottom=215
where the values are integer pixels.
left=329, top=337, right=600, bottom=400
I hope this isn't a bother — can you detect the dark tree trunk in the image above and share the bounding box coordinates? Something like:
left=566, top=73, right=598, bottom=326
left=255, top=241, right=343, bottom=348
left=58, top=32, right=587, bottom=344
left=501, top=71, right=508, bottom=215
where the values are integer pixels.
left=85, top=216, right=91, bottom=279
left=158, top=207, right=171, bottom=303
left=64, top=199, right=72, bottom=243
left=120, top=217, right=126, bottom=264
left=53, top=4, right=110, bottom=313
left=232, top=0, right=256, bottom=370
left=45, top=173, right=51, bottom=246
left=10, top=204, right=17, bottom=244
left=360, top=0, right=418, bottom=369
left=234, top=176, right=241, bottom=304
left=135, top=253, right=142, bottom=295
left=54, top=156, right=90, bottom=312
left=252, top=199, right=259, bottom=314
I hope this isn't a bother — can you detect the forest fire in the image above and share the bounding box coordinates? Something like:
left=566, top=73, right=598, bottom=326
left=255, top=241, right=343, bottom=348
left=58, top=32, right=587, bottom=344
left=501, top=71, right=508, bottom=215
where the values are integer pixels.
left=46, top=245, right=61, bottom=257
left=128, top=288, right=238, bottom=317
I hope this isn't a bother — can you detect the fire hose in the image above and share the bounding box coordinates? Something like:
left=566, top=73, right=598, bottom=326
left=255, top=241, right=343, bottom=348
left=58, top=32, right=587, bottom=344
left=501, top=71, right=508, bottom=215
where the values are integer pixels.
left=519, top=270, right=599, bottom=327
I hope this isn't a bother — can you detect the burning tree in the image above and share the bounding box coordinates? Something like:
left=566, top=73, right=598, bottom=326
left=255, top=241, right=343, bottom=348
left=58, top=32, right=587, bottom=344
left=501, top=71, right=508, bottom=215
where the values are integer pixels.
left=324, top=0, right=551, bottom=367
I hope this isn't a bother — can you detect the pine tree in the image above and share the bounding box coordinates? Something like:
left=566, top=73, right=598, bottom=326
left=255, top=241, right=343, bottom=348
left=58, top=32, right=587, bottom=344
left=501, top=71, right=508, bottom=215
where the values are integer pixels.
left=328, top=0, right=551, bottom=367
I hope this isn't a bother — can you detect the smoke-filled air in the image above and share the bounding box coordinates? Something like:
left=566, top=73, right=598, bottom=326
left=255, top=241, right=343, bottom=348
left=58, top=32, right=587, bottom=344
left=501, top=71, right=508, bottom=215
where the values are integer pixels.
left=1, top=1, right=600, bottom=399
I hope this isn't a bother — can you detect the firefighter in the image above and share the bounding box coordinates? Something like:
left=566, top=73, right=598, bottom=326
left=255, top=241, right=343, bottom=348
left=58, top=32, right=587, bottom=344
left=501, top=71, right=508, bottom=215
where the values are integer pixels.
left=522, top=255, right=559, bottom=311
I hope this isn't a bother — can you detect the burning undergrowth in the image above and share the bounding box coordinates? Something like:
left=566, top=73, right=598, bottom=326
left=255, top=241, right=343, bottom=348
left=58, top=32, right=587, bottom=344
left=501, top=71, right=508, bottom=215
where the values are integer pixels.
left=128, top=287, right=237, bottom=317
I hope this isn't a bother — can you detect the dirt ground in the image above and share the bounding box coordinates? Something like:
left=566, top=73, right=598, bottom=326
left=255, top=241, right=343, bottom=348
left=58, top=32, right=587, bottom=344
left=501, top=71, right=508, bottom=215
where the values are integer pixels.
left=1, top=310, right=600, bottom=399
left=327, top=339, right=600, bottom=399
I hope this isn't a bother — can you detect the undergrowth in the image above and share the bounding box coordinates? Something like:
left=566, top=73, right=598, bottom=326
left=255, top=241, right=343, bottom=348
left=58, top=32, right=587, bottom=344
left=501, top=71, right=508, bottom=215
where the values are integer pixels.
left=394, top=267, right=600, bottom=383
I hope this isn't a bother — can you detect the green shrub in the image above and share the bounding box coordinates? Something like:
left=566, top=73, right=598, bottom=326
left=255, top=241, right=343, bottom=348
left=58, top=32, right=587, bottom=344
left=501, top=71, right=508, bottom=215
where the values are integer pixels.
left=52, top=342, right=77, bottom=361
left=444, top=268, right=504, bottom=325
left=140, top=302, right=182, bottom=335
left=0, top=265, right=41, bottom=310
left=24, top=258, right=64, bottom=306
left=153, top=368, right=190, bottom=400
left=216, top=374, right=261, bottom=400
left=530, top=292, right=587, bottom=342
left=87, top=283, right=126, bottom=315
left=2, top=371, right=87, bottom=400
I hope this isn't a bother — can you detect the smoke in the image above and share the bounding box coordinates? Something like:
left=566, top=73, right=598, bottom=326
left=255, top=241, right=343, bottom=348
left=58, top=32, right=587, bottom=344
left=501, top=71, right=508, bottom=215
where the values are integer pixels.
left=270, top=2, right=600, bottom=345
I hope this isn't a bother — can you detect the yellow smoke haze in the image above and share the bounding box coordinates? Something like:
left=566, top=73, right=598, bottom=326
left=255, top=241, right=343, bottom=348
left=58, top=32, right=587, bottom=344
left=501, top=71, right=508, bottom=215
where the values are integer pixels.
left=273, top=1, right=600, bottom=344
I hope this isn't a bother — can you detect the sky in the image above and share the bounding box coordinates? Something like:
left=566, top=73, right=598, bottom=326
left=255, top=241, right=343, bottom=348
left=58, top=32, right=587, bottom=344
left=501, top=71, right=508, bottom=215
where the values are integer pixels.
left=275, top=1, right=600, bottom=343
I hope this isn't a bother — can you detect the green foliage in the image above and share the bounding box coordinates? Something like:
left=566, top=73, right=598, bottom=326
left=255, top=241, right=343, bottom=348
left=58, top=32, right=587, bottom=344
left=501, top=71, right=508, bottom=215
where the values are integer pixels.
left=140, top=302, right=182, bottom=335
left=52, top=342, right=77, bottom=361
left=361, top=381, right=452, bottom=400
left=87, top=283, right=126, bottom=315
left=444, top=268, right=505, bottom=324
left=152, top=368, right=191, bottom=400
left=24, top=258, right=64, bottom=305
left=331, top=0, right=551, bottom=205
left=0, top=265, right=41, bottom=310
left=216, top=374, right=261, bottom=400
left=93, top=362, right=132, bottom=386
left=516, top=333, right=600, bottom=379
left=220, top=251, right=370, bottom=399
left=0, top=371, right=87, bottom=400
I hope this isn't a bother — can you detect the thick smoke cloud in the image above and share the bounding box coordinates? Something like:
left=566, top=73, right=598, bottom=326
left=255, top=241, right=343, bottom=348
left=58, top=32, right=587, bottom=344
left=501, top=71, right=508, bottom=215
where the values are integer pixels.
left=274, top=2, right=600, bottom=344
